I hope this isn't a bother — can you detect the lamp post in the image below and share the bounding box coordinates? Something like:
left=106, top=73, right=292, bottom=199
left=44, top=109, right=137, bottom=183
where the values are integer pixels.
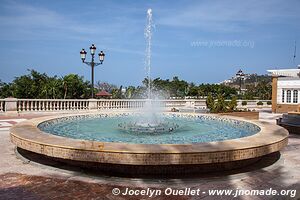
left=80, top=44, right=105, bottom=98
left=236, top=69, right=245, bottom=94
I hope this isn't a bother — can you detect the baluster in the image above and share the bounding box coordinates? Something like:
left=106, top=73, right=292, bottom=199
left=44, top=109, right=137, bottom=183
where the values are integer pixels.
left=43, top=101, right=46, bottom=111
left=20, top=101, right=23, bottom=111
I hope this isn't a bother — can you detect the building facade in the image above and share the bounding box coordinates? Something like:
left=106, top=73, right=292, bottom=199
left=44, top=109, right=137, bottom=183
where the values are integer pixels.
left=268, top=68, right=300, bottom=113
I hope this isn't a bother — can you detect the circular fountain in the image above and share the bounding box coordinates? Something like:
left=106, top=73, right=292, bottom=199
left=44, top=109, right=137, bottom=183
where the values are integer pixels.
left=9, top=9, right=289, bottom=176
left=10, top=112, right=288, bottom=175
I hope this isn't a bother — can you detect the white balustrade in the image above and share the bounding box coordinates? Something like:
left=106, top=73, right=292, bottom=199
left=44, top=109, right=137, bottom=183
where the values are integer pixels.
left=0, top=98, right=272, bottom=113
left=17, top=99, right=89, bottom=112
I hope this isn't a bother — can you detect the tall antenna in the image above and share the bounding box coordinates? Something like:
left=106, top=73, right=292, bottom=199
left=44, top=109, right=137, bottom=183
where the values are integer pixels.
left=293, top=40, right=297, bottom=66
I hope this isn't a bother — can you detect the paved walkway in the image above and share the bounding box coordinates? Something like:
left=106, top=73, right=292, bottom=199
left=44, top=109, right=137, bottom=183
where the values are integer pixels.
left=0, top=111, right=299, bottom=200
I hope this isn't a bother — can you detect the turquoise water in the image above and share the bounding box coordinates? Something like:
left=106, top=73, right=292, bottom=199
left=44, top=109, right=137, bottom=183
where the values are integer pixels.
left=39, top=114, right=260, bottom=144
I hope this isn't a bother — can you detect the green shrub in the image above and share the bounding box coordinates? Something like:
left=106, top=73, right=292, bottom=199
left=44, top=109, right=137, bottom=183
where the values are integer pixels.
left=257, top=101, right=263, bottom=106
left=228, top=96, right=237, bottom=111
left=206, top=94, right=240, bottom=113
left=215, top=94, right=227, bottom=113
left=267, top=101, right=272, bottom=105
left=206, top=93, right=215, bottom=112
left=241, top=101, right=247, bottom=106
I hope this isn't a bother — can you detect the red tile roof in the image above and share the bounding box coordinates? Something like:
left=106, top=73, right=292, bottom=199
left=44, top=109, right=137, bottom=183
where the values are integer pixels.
left=95, top=90, right=112, bottom=96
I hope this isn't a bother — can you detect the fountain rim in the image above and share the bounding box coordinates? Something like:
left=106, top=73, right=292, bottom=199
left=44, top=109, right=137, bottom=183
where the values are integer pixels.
left=10, top=111, right=288, bottom=154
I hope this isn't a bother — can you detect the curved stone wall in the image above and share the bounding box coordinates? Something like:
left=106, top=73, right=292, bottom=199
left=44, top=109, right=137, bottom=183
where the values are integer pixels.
left=10, top=113, right=288, bottom=166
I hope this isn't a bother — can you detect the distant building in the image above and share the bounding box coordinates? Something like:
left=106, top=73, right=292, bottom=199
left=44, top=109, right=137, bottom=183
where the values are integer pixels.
left=219, top=79, right=233, bottom=85
left=95, top=90, right=112, bottom=99
left=219, top=69, right=252, bottom=88
left=268, top=67, right=300, bottom=113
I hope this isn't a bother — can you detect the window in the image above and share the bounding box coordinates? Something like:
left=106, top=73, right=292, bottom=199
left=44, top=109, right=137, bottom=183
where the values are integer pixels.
left=287, top=90, right=291, bottom=103
left=282, top=89, right=285, bottom=103
left=293, top=90, right=298, bottom=103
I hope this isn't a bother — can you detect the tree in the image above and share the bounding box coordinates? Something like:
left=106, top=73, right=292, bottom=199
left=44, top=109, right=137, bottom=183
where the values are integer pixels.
left=61, top=74, right=90, bottom=99
left=198, top=84, right=237, bottom=99
left=244, top=80, right=271, bottom=100
left=206, top=93, right=215, bottom=112
left=48, top=77, right=62, bottom=99
left=0, top=80, right=12, bottom=98
left=187, top=83, right=199, bottom=97
left=215, top=94, right=227, bottom=113
left=125, top=86, right=135, bottom=99
left=10, top=69, right=49, bottom=98
left=228, top=96, right=237, bottom=111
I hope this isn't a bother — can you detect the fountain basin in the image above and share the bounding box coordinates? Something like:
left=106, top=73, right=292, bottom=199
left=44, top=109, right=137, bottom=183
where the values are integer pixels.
left=10, top=112, right=288, bottom=174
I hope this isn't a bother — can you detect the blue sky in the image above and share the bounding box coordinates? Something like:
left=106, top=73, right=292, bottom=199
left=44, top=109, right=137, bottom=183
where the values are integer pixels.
left=0, top=0, right=299, bottom=86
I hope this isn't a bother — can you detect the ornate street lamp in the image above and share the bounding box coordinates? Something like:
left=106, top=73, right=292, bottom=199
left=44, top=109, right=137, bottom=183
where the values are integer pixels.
left=236, top=69, right=245, bottom=94
left=80, top=44, right=105, bottom=98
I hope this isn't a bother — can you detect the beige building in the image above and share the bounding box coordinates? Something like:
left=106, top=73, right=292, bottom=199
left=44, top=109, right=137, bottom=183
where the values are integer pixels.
left=268, top=68, right=300, bottom=113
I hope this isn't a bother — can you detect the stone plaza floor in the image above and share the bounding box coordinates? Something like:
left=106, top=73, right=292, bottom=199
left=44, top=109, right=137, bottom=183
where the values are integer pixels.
left=0, top=111, right=299, bottom=200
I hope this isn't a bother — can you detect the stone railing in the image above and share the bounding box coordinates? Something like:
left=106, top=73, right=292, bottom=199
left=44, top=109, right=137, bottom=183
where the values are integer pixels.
left=96, top=99, right=146, bottom=109
left=235, top=100, right=271, bottom=109
left=17, top=99, right=89, bottom=112
left=0, top=98, right=271, bottom=113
